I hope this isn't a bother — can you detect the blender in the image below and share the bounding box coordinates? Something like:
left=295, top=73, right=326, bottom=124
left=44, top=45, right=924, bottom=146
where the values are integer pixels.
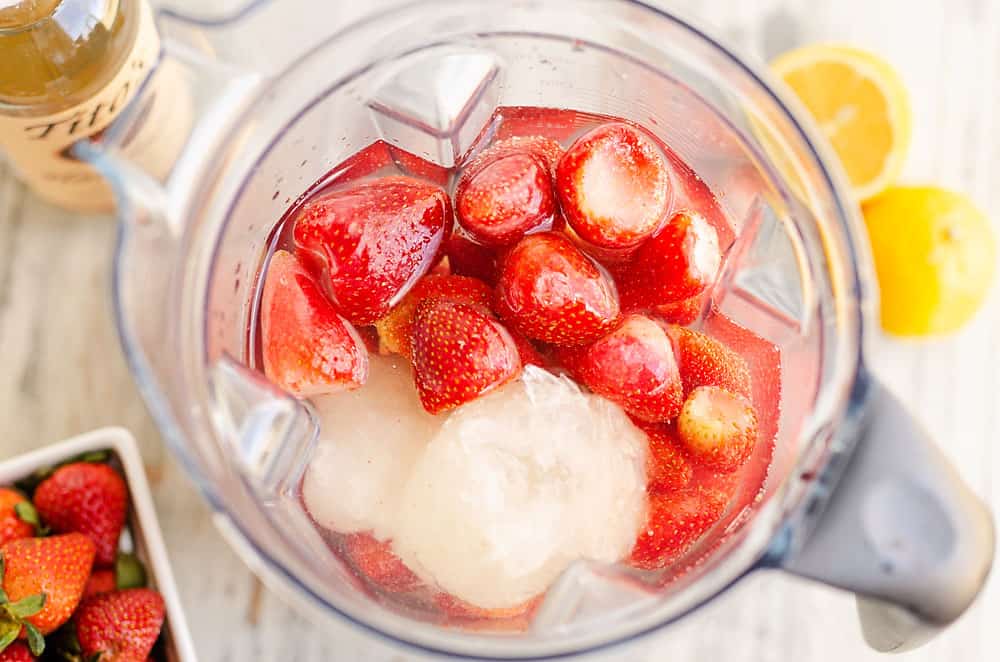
left=76, top=0, right=993, bottom=657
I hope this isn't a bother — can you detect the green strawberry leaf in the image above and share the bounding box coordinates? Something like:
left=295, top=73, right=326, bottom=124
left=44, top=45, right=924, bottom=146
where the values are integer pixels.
left=0, top=621, right=18, bottom=653
left=13, top=502, right=38, bottom=526
left=0, top=589, right=7, bottom=605
left=115, top=553, right=147, bottom=589
left=8, top=593, right=45, bottom=618
left=78, top=451, right=111, bottom=464
left=25, top=621, right=45, bottom=656
left=13, top=502, right=48, bottom=536
left=86, top=653, right=102, bottom=662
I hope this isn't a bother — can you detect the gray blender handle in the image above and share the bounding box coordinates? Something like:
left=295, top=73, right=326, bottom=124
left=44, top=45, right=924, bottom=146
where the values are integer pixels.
left=781, top=379, right=994, bottom=652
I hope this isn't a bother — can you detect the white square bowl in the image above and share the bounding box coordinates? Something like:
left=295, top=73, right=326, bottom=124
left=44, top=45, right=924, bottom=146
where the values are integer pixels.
left=0, top=427, right=198, bottom=662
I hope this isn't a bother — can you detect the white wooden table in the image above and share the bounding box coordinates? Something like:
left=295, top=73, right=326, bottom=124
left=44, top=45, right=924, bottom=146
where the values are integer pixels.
left=1, top=0, right=997, bottom=659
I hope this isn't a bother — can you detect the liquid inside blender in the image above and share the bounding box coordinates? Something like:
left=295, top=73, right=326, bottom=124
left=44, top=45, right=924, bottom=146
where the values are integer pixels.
left=241, top=106, right=783, bottom=629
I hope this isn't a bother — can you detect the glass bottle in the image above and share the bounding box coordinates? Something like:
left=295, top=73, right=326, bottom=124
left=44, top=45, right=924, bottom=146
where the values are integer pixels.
left=0, top=0, right=161, bottom=212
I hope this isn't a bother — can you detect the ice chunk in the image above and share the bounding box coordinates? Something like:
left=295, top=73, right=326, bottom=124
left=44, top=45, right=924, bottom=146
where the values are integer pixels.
left=391, top=366, right=647, bottom=608
left=302, top=354, right=441, bottom=539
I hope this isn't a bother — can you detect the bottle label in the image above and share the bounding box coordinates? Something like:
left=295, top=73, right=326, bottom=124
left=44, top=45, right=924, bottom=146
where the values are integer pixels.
left=0, top=0, right=160, bottom=212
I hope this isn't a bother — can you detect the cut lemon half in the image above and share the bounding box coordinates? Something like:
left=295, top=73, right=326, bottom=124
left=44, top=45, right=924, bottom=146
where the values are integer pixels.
left=772, top=44, right=911, bottom=202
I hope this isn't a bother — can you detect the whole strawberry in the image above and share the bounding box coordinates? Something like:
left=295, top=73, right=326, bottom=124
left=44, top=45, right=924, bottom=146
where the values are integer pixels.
left=0, top=490, right=34, bottom=547
left=0, top=642, right=33, bottom=662
left=34, top=462, right=127, bottom=566
left=1, top=533, right=95, bottom=640
left=76, top=588, right=165, bottom=662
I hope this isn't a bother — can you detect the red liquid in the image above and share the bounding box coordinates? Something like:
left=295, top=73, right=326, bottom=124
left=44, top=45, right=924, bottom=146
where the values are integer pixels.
left=249, top=106, right=782, bottom=626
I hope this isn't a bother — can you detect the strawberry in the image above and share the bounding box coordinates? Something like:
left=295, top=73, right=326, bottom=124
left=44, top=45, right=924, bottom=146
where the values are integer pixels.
left=343, top=533, right=420, bottom=593
left=509, top=331, right=545, bottom=367
left=411, top=299, right=522, bottom=414
left=0, top=533, right=95, bottom=639
left=0, top=490, right=33, bottom=547
left=638, top=422, right=693, bottom=494
left=629, top=485, right=728, bottom=570
left=654, top=294, right=704, bottom=325
left=620, top=210, right=721, bottom=309
left=375, top=274, right=493, bottom=359
left=75, top=588, right=165, bottom=662
left=293, top=175, right=451, bottom=324
left=666, top=325, right=751, bottom=399
left=0, top=643, right=32, bottom=662
left=33, top=463, right=127, bottom=567
left=495, top=232, right=620, bottom=346
left=456, top=152, right=555, bottom=246
left=557, top=314, right=682, bottom=422
left=478, top=135, right=564, bottom=170
left=555, top=122, right=671, bottom=249
left=82, top=569, right=117, bottom=599
left=678, top=386, right=758, bottom=473
left=456, top=137, right=562, bottom=246
left=261, top=250, right=369, bottom=397
left=443, top=232, right=502, bottom=285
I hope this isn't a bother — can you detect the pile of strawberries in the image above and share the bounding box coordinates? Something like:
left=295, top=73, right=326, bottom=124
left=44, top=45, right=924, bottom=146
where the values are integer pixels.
left=0, top=457, right=165, bottom=661
left=261, top=119, right=763, bottom=586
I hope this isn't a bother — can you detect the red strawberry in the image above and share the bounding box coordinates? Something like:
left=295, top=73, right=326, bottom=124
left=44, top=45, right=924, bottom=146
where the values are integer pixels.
left=83, top=569, right=117, bottom=599
left=75, top=588, right=165, bottom=662
left=1, top=533, right=95, bottom=636
left=375, top=274, right=493, bottom=359
left=33, top=463, right=127, bottom=567
left=620, top=210, right=721, bottom=309
left=654, top=294, right=704, bottom=325
left=293, top=175, right=451, bottom=324
left=0, top=489, right=34, bottom=547
left=261, top=250, right=369, bottom=397
left=495, top=232, right=620, bottom=346
left=678, top=386, right=758, bottom=473
left=456, top=137, right=562, bottom=246
left=509, top=331, right=545, bottom=367
left=411, top=299, right=522, bottom=414
left=629, top=485, right=728, bottom=570
left=558, top=314, right=682, bottom=422
left=556, top=122, right=671, bottom=249
left=638, top=422, right=693, bottom=494
left=444, top=232, right=502, bottom=285
left=479, top=135, right=564, bottom=170
left=456, top=152, right=555, bottom=246
left=666, top=325, right=751, bottom=399
left=0, top=643, right=33, bottom=662
left=343, top=533, right=420, bottom=593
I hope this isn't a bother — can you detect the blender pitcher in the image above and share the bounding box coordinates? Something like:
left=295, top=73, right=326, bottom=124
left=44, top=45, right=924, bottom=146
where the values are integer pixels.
left=77, top=0, right=993, bottom=658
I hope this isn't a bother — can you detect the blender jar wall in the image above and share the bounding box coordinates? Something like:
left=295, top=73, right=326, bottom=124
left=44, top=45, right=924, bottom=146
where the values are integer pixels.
left=98, top=1, right=867, bottom=658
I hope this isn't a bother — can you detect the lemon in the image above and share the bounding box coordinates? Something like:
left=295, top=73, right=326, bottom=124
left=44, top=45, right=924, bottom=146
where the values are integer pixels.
left=772, top=44, right=911, bottom=202
left=862, top=187, right=996, bottom=336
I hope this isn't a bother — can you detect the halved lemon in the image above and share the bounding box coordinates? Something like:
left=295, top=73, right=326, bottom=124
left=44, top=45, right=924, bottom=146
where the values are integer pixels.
left=772, top=44, right=911, bottom=202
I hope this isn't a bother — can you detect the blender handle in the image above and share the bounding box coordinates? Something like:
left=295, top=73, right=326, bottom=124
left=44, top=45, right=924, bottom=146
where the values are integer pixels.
left=780, top=378, right=994, bottom=652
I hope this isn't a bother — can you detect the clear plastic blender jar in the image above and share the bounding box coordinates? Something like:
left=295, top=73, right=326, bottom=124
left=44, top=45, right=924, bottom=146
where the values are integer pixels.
left=78, top=0, right=993, bottom=658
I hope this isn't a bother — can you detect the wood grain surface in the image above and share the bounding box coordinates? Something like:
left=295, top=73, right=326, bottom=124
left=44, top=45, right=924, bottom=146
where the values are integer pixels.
left=1, top=0, right=997, bottom=660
